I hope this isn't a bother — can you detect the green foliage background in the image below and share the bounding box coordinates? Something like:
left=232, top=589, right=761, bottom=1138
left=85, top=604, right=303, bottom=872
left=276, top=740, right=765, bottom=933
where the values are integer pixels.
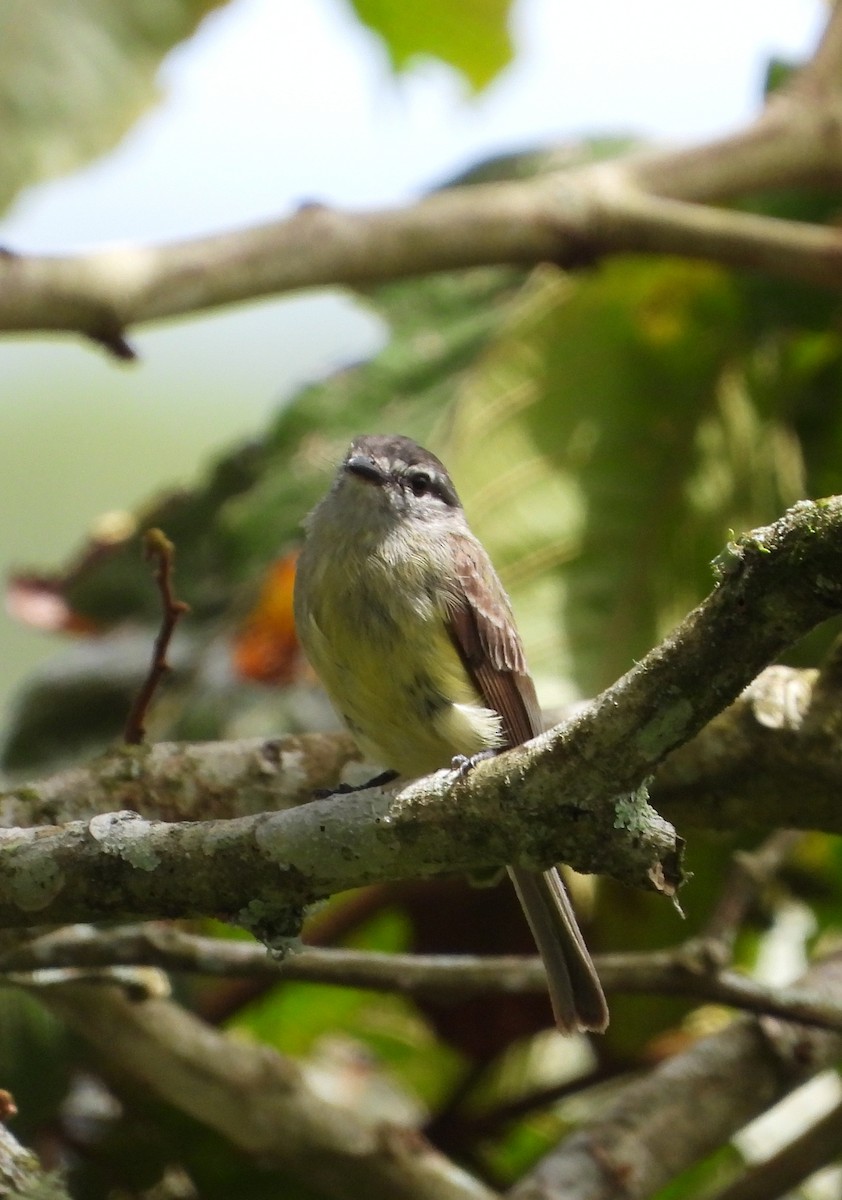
left=1, top=2, right=841, bottom=1198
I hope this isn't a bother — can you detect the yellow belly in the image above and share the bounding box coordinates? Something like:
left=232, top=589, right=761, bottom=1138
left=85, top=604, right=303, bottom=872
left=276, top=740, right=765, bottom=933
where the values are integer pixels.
left=297, top=550, right=502, bottom=778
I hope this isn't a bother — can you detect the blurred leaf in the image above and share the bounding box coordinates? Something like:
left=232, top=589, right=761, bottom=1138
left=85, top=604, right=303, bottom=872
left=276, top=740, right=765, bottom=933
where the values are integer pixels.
left=763, top=55, right=799, bottom=96
left=231, top=552, right=301, bottom=684
left=0, top=990, right=72, bottom=1135
left=446, top=259, right=804, bottom=696
left=651, top=1141, right=745, bottom=1200
left=231, top=908, right=464, bottom=1112
left=0, top=0, right=229, bottom=215
left=348, top=0, right=513, bottom=90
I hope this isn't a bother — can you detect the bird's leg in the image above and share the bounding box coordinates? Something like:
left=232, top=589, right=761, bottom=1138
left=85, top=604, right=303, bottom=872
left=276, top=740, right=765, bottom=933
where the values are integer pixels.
left=451, top=748, right=499, bottom=778
left=313, top=769, right=399, bottom=799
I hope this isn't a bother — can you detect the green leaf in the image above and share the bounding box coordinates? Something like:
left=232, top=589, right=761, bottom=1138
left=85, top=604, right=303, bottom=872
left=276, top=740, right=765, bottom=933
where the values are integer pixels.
left=0, top=0, right=229, bottom=214
left=445, top=259, right=805, bottom=696
left=348, top=0, right=513, bottom=90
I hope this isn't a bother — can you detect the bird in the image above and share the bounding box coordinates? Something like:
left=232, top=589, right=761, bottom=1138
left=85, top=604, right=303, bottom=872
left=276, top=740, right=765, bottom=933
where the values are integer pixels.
left=293, top=432, right=608, bottom=1033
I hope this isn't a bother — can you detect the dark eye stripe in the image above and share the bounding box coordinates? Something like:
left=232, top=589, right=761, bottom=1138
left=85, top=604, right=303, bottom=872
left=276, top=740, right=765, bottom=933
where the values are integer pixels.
left=403, top=466, right=459, bottom=507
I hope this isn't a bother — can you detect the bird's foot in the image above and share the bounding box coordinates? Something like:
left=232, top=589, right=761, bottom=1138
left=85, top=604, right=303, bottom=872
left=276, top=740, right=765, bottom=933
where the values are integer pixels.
left=451, top=749, right=498, bottom=778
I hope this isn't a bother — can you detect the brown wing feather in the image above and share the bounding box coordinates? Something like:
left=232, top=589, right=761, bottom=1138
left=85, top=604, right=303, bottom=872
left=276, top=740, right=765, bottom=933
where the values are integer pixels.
left=445, top=531, right=609, bottom=1034
left=445, top=532, right=543, bottom=746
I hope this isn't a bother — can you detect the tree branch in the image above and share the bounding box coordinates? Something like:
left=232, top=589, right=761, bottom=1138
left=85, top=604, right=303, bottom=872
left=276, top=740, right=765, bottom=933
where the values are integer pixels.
left=510, top=953, right=842, bottom=1200
left=3, top=165, right=842, bottom=353
left=4, top=7, right=842, bottom=351
left=653, top=663, right=842, bottom=834
left=10, top=924, right=842, bottom=1033
left=0, top=732, right=361, bottom=827
left=35, top=981, right=497, bottom=1200
left=3, top=498, right=842, bottom=930
left=0, top=1115, right=69, bottom=1200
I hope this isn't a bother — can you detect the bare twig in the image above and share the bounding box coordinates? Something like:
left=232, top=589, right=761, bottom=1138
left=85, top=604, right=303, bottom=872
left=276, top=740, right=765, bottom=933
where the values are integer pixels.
left=9, top=926, right=842, bottom=1033
left=702, top=830, right=804, bottom=956
left=123, top=530, right=190, bottom=745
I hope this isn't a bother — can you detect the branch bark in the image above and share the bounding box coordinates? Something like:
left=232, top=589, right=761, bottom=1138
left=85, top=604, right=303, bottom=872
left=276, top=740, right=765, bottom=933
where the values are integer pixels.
left=3, top=498, right=842, bottom=931
left=36, top=981, right=496, bottom=1200
left=653, top=664, right=842, bottom=833
left=0, top=1119, right=69, bottom=1200
left=704, top=1095, right=842, bottom=1200
left=11, top=924, right=842, bottom=1033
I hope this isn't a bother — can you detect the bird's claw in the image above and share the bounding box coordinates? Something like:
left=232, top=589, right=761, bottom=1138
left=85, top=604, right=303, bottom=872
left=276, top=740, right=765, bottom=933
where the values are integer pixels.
left=451, top=749, right=497, bottom=778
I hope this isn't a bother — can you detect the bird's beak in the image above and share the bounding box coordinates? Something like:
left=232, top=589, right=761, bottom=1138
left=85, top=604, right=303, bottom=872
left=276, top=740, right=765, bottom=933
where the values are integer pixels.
left=345, top=455, right=387, bottom=485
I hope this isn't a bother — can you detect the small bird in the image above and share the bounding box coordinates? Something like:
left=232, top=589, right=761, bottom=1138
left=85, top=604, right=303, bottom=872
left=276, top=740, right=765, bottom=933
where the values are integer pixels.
left=293, top=433, right=608, bottom=1033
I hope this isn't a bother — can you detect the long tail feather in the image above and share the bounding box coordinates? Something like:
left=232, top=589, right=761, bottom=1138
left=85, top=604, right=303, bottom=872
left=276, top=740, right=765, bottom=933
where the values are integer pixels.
left=508, top=865, right=609, bottom=1034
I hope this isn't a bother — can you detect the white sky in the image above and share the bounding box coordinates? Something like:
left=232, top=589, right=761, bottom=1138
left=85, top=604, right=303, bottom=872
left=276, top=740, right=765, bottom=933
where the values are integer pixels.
left=0, top=0, right=829, bottom=707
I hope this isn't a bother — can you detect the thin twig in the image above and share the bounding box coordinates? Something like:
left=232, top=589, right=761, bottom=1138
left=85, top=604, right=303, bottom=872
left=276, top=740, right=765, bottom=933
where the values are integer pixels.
left=123, top=529, right=190, bottom=745
left=703, top=831, right=804, bottom=957
left=8, top=925, right=842, bottom=1033
left=459, top=1066, right=629, bottom=1138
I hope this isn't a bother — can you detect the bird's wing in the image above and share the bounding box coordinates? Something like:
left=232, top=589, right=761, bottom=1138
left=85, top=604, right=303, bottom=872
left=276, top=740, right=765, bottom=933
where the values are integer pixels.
left=443, top=532, right=543, bottom=747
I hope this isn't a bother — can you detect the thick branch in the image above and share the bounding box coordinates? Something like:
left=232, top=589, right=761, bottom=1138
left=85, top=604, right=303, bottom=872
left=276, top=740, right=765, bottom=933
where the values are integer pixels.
left=0, top=732, right=360, bottom=827
left=8, top=662, right=842, bottom=840
left=0, top=1120, right=69, bottom=1200
left=2, top=498, right=842, bottom=929
left=3, top=168, right=842, bottom=351
left=0, top=764, right=674, bottom=932
left=653, top=665, right=842, bottom=833
left=37, top=982, right=496, bottom=1200
left=705, top=1096, right=842, bottom=1200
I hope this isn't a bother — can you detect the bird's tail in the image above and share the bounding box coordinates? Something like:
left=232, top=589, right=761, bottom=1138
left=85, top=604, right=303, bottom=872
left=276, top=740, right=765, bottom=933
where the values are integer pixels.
left=507, top=865, right=609, bottom=1034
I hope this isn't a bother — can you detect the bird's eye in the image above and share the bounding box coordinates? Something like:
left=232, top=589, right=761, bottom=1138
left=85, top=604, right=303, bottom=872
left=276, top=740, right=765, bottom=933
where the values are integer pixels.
left=409, top=471, right=433, bottom=497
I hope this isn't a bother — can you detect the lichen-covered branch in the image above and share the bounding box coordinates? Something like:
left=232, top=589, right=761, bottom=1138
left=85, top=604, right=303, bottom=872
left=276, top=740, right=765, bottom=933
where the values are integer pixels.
left=0, top=732, right=360, bottom=828
left=0, top=755, right=675, bottom=932
left=2, top=498, right=842, bottom=931
left=653, top=664, right=842, bottom=833
left=0, top=1118, right=69, bottom=1200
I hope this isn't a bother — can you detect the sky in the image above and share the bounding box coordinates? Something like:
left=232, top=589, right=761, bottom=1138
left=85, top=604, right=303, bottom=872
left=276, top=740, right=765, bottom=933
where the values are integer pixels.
left=0, top=0, right=828, bottom=710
